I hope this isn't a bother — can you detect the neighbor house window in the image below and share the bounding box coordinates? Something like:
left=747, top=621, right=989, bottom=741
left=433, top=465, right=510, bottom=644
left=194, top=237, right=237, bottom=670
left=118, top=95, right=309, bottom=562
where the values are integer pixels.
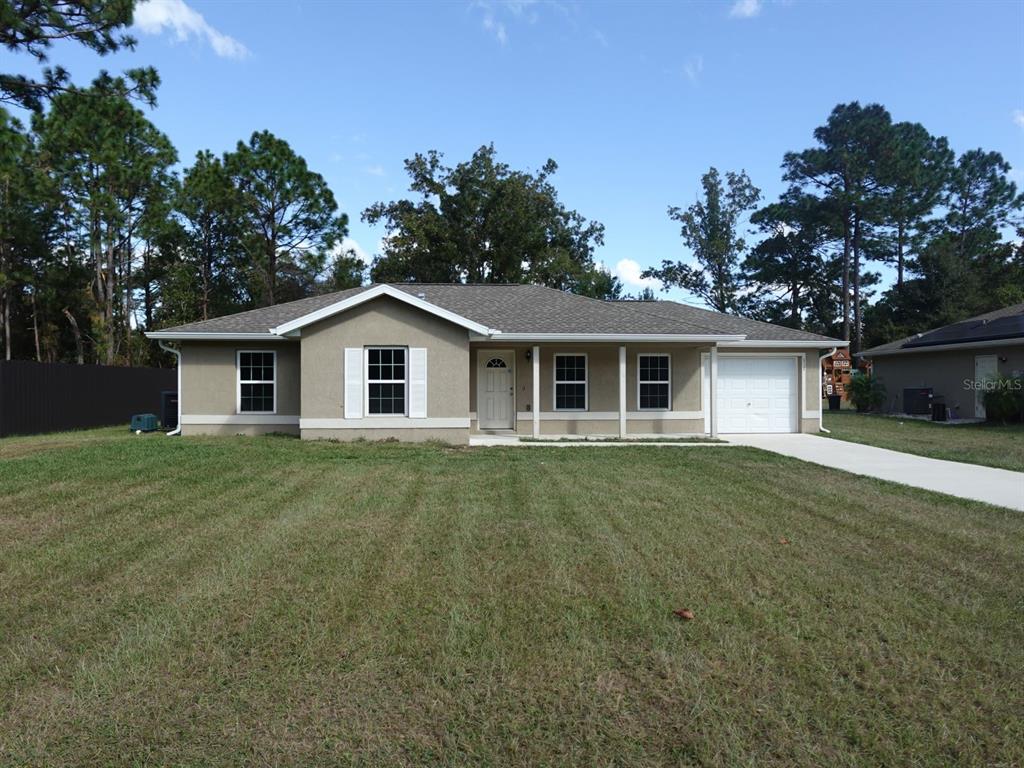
left=638, top=353, right=670, bottom=410
left=554, top=353, right=587, bottom=410
left=367, top=347, right=406, bottom=415
left=238, top=351, right=275, bottom=413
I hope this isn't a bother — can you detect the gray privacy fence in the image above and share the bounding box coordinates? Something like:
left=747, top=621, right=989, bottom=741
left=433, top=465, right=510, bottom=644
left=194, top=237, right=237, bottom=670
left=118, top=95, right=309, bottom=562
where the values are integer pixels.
left=0, top=360, right=176, bottom=438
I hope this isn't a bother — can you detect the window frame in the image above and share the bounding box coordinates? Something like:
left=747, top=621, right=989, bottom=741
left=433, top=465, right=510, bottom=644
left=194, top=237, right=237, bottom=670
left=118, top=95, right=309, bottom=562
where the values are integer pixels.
left=553, top=352, right=589, bottom=412
left=236, top=349, right=277, bottom=415
left=365, top=345, right=408, bottom=417
left=637, top=352, right=672, bottom=411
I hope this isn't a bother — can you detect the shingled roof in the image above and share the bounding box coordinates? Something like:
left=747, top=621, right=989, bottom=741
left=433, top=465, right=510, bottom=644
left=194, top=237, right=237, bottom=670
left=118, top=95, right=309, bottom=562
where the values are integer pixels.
left=618, top=299, right=838, bottom=343
left=858, top=302, right=1024, bottom=357
left=148, top=283, right=841, bottom=343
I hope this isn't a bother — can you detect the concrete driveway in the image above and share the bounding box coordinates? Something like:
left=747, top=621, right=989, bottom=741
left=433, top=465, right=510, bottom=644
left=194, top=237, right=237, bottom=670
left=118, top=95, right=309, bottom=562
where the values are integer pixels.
left=728, top=434, right=1024, bottom=511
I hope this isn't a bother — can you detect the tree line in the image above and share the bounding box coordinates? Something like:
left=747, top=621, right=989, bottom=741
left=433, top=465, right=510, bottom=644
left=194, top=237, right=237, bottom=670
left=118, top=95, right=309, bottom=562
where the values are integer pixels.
left=644, top=103, right=1023, bottom=350
left=1, top=3, right=1021, bottom=366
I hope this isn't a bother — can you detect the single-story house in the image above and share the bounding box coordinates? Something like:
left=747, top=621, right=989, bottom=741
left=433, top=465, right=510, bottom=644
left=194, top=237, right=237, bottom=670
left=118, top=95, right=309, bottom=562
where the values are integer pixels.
left=857, top=302, right=1024, bottom=419
left=146, top=283, right=844, bottom=442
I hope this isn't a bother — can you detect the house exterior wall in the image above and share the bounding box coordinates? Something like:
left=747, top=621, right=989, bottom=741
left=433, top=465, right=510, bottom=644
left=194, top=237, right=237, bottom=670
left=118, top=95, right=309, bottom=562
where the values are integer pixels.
left=299, top=296, right=470, bottom=443
left=174, top=308, right=832, bottom=441
left=868, top=343, right=1024, bottom=416
left=179, top=341, right=300, bottom=436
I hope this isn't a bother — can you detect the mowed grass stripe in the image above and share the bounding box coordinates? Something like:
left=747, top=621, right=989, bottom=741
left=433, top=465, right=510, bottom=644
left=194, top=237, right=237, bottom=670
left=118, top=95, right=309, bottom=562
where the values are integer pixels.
left=0, top=430, right=1021, bottom=766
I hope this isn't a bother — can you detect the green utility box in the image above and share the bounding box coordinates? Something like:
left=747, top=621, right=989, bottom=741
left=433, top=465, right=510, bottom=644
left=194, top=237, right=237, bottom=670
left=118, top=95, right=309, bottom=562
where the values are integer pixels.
left=130, top=413, right=159, bottom=432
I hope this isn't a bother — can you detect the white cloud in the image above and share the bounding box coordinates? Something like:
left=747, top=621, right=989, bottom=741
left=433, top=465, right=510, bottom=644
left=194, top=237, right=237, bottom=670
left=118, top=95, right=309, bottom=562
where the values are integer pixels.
left=365, top=165, right=385, bottom=177
left=481, top=13, right=508, bottom=45
left=683, top=54, right=703, bottom=84
left=729, top=0, right=762, bottom=18
left=612, top=259, right=661, bottom=290
left=340, top=237, right=371, bottom=265
left=473, top=0, right=545, bottom=45
left=134, top=0, right=249, bottom=59
left=1013, top=109, right=1024, bottom=129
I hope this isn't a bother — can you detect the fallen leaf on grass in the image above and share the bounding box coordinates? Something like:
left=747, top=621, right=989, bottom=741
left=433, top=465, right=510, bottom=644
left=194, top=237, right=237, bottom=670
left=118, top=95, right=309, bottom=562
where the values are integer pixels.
left=673, top=608, right=695, bottom=621
left=779, top=537, right=790, bottom=545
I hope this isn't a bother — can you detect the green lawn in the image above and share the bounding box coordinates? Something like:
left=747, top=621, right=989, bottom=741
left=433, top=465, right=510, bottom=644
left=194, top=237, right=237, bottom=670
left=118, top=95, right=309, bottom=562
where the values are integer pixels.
left=822, top=409, right=1024, bottom=471
left=1, top=429, right=1022, bottom=767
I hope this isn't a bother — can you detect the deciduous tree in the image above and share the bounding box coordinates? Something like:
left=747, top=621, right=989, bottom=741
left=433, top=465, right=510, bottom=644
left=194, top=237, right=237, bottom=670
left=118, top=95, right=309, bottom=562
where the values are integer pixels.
left=642, top=167, right=760, bottom=313
left=364, top=145, right=612, bottom=296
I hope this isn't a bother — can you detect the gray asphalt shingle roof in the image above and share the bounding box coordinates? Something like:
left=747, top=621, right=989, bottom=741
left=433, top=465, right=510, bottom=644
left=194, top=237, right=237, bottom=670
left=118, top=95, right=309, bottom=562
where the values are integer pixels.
left=858, top=302, right=1024, bottom=357
left=151, top=282, right=840, bottom=343
left=617, top=299, right=838, bottom=343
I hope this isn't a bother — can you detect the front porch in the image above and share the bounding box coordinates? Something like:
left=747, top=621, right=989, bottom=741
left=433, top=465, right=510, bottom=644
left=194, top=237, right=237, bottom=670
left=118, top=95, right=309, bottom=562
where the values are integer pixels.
left=468, top=342, right=822, bottom=439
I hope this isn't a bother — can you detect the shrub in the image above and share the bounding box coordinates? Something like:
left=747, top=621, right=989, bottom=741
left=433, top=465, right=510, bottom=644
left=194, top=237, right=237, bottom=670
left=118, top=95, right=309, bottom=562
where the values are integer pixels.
left=847, top=372, right=886, bottom=413
left=982, top=375, right=1024, bottom=424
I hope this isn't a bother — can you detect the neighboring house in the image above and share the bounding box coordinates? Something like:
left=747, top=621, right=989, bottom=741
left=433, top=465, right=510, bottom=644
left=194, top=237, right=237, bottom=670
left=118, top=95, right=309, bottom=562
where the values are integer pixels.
left=146, top=283, right=844, bottom=442
left=857, top=302, right=1024, bottom=419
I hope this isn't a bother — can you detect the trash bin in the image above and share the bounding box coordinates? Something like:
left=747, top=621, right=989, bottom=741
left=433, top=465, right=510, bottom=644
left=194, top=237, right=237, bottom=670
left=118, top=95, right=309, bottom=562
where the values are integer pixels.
left=931, top=401, right=947, bottom=422
left=828, top=395, right=842, bottom=411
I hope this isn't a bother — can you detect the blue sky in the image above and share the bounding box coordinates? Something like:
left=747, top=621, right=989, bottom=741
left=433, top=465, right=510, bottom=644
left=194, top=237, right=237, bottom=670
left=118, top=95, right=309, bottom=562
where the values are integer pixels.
left=11, top=0, right=1024, bottom=304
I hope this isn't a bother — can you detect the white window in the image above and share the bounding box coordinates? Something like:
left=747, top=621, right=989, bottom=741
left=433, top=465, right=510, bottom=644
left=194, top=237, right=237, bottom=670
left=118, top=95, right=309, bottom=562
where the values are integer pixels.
left=237, top=350, right=276, bottom=414
left=554, top=353, right=587, bottom=411
left=638, top=353, right=671, bottom=410
left=367, top=347, right=406, bottom=415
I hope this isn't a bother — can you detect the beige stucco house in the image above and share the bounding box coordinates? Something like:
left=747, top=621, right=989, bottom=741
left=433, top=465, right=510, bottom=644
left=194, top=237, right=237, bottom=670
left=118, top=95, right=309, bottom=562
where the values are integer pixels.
left=147, top=283, right=845, bottom=443
left=857, top=302, right=1024, bottom=419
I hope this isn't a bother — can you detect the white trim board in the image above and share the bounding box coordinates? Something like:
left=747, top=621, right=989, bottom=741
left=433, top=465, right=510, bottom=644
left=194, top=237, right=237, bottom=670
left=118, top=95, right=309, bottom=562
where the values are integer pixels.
left=300, top=417, right=470, bottom=429
left=181, top=414, right=299, bottom=425
left=475, top=332, right=746, bottom=342
left=272, top=284, right=491, bottom=336
left=513, top=410, right=703, bottom=421
left=146, top=332, right=291, bottom=341
left=717, top=340, right=845, bottom=348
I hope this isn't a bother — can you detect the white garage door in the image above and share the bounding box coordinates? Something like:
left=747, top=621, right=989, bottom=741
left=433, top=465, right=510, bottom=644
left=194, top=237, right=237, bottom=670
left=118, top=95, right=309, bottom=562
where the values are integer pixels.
left=710, top=357, right=798, bottom=434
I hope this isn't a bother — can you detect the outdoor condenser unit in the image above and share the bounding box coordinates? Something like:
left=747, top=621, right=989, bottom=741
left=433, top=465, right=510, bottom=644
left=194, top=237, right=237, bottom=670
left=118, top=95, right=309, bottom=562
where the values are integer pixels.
left=902, top=388, right=933, bottom=415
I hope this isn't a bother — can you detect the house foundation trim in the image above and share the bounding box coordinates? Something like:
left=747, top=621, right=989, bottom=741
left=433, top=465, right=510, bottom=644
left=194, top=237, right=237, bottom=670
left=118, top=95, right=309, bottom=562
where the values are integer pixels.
left=300, top=417, right=471, bottom=429
left=181, top=415, right=300, bottom=425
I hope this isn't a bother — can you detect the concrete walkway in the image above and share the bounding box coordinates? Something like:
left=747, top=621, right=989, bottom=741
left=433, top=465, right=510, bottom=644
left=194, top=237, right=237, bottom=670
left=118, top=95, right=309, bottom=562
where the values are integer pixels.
left=728, top=434, right=1024, bottom=511
left=469, top=434, right=734, bottom=448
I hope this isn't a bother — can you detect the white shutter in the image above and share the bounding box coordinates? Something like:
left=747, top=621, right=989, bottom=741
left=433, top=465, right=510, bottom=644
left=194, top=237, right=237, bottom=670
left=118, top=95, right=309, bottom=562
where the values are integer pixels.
left=344, top=347, right=363, bottom=419
left=409, top=347, right=427, bottom=418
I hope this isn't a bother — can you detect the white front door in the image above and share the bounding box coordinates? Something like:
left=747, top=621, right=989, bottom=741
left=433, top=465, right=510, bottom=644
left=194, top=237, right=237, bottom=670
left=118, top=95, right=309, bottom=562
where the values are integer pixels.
left=974, top=354, right=998, bottom=418
left=478, top=350, right=515, bottom=429
left=705, top=356, right=799, bottom=434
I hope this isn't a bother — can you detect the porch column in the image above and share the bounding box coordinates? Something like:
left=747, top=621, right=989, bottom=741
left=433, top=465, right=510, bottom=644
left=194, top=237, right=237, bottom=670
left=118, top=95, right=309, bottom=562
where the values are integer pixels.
left=618, top=345, right=627, bottom=438
left=709, top=344, right=719, bottom=438
left=532, top=345, right=540, bottom=438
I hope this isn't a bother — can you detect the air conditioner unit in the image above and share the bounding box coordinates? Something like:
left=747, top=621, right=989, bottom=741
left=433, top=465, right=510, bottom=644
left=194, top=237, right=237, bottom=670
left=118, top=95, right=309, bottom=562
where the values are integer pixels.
left=902, top=388, right=933, bottom=415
